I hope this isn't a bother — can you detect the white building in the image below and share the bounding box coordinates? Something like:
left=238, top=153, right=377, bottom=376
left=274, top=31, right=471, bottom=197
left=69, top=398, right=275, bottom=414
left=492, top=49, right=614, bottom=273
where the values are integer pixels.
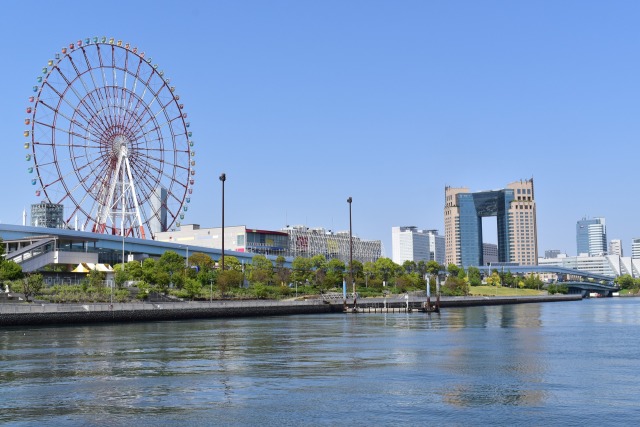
left=609, top=239, right=623, bottom=257
left=576, top=217, right=607, bottom=256
left=538, top=253, right=640, bottom=278
left=392, top=226, right=444, bottom=266
left=632, top=238, right=640, bottom=259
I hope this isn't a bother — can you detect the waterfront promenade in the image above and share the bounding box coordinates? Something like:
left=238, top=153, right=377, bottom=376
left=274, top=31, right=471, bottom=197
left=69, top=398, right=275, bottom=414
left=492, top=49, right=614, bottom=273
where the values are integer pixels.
left=0, top=294, right=581, bottom=326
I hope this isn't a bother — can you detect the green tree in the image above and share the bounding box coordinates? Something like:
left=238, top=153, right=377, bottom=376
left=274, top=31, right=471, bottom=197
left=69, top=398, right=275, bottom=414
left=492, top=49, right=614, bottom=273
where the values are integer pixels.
left=114, top=264, right=129, bottom=288
left=375, top=257, right=399, bottom=287
left=363, top=261, right=376, bottom=288
left=217, top=269, right=243, bottom=295
left=467, top=266, right=482, bottom=286
left=486, top=271, right=501, bottom=287
left=402, top=260, right=417, bottom=275
left=326, top=258, right=346, bottom=288
left=291, top=257, right=313, bottom=284
left=250, top=255, right=273, bottom=285
left=222, top=256, right=242, bottom=271
left=188, top=252, right=215, bottom=271
left=87, top=269, right=106, bottom=289
left=21, top=273, right=44, bottom=302
left=447, top=264, right=461, bottom=277
left=135, top=281, right=151, bottom=300
left=126, top=260, right=144, bottom=280
left=142, top=258, right=157, bottom=284
left=274, top=256, right=290, bottom=286
left=417, top=260, right=428, bottom=279
left=442, top=275, right=468, bottom=296
left=616, top=274, right=635, bottom=290
left=158, top=251, right=186, bottom=288
left=0, top=261, right=23, bottom=282
left=503, top=271, right=515, bottom=287
left=523, top=273, right=544, bottom=290
left=350, top=259, right=364, bottom=286
left=183, top=278, right=202, bottom=300
left=426, top=260, right=441, bottom=277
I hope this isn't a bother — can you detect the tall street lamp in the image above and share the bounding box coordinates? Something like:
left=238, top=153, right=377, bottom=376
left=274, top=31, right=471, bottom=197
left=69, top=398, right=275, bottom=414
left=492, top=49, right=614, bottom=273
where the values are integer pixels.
left=347, top=196, right=355, bottom=306
left=219, top=172, right=226, bottom=272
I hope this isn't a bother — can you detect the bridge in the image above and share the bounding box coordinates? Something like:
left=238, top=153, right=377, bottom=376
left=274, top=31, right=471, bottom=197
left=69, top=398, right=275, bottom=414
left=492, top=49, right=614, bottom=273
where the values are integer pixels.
left=560, top=281, right=619, bottom=297
left=477, top=265, right=619, bottom=297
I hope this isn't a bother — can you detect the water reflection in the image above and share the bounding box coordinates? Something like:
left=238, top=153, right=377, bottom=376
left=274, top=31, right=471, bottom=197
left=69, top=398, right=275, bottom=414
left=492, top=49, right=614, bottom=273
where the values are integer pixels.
left=1, top=300, right=640, bottom=425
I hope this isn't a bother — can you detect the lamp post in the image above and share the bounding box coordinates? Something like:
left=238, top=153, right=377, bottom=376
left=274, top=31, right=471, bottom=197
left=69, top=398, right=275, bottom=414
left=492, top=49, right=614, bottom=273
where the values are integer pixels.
left=219, top=173, right=226, bottom=272
left=347, top=196, right=355, bottom=307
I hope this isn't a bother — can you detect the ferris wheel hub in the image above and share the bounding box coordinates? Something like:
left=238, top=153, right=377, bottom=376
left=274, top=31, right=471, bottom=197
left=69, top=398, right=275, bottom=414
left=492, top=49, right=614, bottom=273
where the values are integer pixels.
left=113, top=135, right=130, bottom=157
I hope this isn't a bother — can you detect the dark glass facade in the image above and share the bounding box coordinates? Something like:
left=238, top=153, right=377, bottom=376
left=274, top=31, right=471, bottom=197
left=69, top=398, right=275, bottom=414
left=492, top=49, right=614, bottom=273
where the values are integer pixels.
left=246, top=230, right=288, bottom=256
left=457, top=190, right=514, bottom=267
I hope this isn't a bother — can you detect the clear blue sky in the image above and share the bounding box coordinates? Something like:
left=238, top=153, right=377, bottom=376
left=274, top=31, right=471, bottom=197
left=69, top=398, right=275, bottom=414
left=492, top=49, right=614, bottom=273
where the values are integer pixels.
left=1, top=0, right=639, bottom=257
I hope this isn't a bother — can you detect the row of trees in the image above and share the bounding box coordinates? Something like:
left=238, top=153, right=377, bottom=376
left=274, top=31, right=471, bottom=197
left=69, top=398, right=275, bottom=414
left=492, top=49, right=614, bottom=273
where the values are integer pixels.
left=615, top=274, right=640, bottom=292
left=112, top=252, right=550, bottom=300
left=107, top=253, right=448, bottom=300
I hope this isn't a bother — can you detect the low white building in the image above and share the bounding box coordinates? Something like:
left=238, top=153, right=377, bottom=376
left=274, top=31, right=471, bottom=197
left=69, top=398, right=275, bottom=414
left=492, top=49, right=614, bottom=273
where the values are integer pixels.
left=538, top=253, right=640, bottom=278
left=392, top=226, right=444, bottom=266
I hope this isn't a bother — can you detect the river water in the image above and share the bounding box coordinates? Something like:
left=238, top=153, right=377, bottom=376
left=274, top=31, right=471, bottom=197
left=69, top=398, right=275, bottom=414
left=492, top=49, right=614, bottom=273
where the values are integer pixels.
left=1, top=298, right=640, bottom=426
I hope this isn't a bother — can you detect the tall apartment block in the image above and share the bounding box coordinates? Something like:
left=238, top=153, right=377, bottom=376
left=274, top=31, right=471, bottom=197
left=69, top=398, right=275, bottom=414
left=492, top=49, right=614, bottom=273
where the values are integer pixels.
left=576, top=217, right=607, bottom=256
left=609, top=239, right=623, bottom=257
left=632, top=238, right=640, bottom=259
left=31, top=202, right=65, bottom=229
left=391, top=226, right=444, bottom=266
left=444, top=179, right=538, bottom=267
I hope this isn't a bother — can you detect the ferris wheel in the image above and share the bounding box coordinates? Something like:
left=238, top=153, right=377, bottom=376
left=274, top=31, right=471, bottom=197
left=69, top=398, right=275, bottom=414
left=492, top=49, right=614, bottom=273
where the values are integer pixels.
left=24, top=37, right=195, bottom=239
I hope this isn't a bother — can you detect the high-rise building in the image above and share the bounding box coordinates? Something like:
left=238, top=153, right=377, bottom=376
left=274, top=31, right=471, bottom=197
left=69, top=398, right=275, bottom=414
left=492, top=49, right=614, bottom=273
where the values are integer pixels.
left=609, top=239, right=623, bottom=257
left=30, top=202, right=64, bottom=229
left=483, top=243, right=499, bottom=265
left=444, top=179, right=538, bottom=267
left=149, top=187, right=168, bottom=237
left=576, top=217, right=607, bottom=256
left=632, top=238, right=640, bottom=260
left=391, top=227, right=444, bottom=266
left=544, top=249, right=562, bottom=259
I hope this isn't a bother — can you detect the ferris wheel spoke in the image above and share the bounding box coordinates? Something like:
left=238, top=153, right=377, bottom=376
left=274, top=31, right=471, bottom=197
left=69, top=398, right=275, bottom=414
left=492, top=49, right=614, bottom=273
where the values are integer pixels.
left=66, top=54, right=103, bottom=123
left=36, top=96, right=96, bottom=138
left=123, top=66, right=144, bottom=128
left=96, top=46, right=117, bottom=131
left=80, top=47, right=111, bottom=118
left=134, top=114, right=184, bottom=145
left=39, top=83, right=101, bottom=137
left=82, top=54, right=117, bottom=134
left=52, top=65, right=105, bottom=126
left=134, top=158, right=183, bottom=191
left=33, top=117, right=103, bottom=146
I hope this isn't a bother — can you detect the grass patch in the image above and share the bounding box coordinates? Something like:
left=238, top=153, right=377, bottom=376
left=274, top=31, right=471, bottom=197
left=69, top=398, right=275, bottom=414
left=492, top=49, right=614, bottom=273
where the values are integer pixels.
left=469, top=286, right=545, bottom=297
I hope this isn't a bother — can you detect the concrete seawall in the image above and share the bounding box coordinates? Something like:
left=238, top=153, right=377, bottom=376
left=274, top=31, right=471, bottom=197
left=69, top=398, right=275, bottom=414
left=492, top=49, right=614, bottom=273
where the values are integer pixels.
left=0, top=294, right=582, bottom=327
left=0, top=300, right=337, bottom=327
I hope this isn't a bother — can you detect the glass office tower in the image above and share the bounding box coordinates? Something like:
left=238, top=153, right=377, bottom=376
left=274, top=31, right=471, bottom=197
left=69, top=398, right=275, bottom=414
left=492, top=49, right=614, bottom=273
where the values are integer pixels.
left=445, top=179, right=538, bottom=267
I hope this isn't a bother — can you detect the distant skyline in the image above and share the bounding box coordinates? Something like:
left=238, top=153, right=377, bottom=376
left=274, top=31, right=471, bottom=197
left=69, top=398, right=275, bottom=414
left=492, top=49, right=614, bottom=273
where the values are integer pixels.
left=1, top=1, right=640, bottom=257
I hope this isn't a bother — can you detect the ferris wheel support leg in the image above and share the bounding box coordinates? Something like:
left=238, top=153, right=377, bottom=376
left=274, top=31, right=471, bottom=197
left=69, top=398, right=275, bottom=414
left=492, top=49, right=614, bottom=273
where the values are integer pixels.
left=98, top=152, right=125, bottom=232
left=124, top=155, right=146, bottom=239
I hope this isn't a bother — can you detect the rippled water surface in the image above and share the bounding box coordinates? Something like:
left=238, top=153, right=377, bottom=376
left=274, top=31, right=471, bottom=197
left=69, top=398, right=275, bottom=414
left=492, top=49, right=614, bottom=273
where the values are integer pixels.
left=2, top=298, right=640, bottom=426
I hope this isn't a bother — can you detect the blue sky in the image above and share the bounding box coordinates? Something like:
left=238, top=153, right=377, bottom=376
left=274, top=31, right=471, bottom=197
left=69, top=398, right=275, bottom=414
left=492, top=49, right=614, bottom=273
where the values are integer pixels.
left=1, top=0, right=639, bottom=257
